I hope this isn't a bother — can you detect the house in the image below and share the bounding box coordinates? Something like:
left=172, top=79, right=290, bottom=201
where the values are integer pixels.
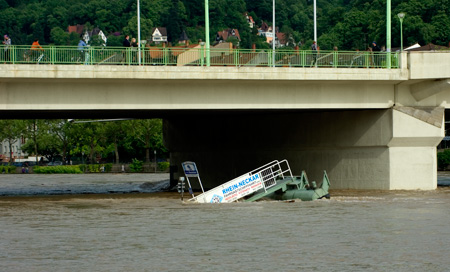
left=67, top=24, right=85, bottom=35
left=245, top=13, right=255, bottom=29
left=258, top=21, right=270, bottom=37
left=67, top=25, right=107, bottom=45
left=1, top=137, right=27, bottom=164
left=150, top=27, right=168, bottom=44
left=275, top=32, right=287, bottom=47
left=178, top=30, right=189, bottom=45
left=407, top=43, right=449, bottom=51
left=216, top=29, right=241, bottom=43
left=257, top=21, right=274, bottom=43
left=87, top=27, right=107, bottom=45
left=257, top=21, right=290, bottom=47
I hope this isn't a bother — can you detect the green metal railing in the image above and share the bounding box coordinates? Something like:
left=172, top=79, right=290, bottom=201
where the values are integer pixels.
left=0, top=45, right=400, bottom=68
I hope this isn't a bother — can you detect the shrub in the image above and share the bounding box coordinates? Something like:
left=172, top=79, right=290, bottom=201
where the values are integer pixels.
left=0, top=166, right=16, bottom=174
left=130, top=158, right=143, bottom=172
left=158, top=161, right=170, bottom=171
left=78, top=164, right=112, bottom=173
left=104, top=163, right=113, bottom=172
left=33, top=165, right=83, bottom=174
left=88, top=164, right=99, bottom=173
left=79, top=164, right=87, bottom=172
left=437, top=149, right=450, bottom=170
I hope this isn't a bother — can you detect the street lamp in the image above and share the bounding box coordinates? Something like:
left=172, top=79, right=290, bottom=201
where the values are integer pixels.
left=313, top=0, right=317, bottom=43
left=272, top=0, right=275, bottom=67
left=386, top=0, right=391, bottom=69
left=397, top=12, right=405, bottom=51
left=137, top=0, right=141, bottom=65
left=205, top=0, right=210, bottom=66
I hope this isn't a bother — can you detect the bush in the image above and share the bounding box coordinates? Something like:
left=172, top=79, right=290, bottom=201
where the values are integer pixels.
left=33, top=165, right=83, bottom=174
left=130, top=158, right=143, bottom=172
left=104, top=163, right=113, bottom=172
left=158, top=161, right=170, bottom=171
left=79, top=164, right=87, bottom=172
left=438, top=149, right=450, bottom=170
left=88, top=164, right=99, bottom=173
left=0, top=166, right=16, bottom=174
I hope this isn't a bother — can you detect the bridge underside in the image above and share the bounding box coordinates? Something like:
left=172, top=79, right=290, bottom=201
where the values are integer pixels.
left=0, top=107, right=444, bottom=190
left=163, top=108, right=444, bottom=190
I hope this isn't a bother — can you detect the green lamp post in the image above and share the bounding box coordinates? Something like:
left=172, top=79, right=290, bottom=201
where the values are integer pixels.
left=205, top=0, right=210, bottom=66
left=386, top=0, right=391, bottom=69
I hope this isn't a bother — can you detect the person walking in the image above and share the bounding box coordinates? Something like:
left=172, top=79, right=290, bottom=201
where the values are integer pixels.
left=2, top=34, right=11, bottom=63
left=122, top=35, right=131, bottom=64
left=123, top=35, right=131, bottom=47
left=30, top=39, right=43, bottom=62
left=131, top=37, right=138, bottom=64
left=77, top=38, right=87, bottom=64
left=372, top=41, right=381, bottom=67
left=311, top=41, right=318, bottom=67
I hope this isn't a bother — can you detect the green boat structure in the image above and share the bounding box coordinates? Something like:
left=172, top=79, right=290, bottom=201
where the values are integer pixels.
left=244, top=170, right=330, bottom=202
left=180, top=160, right=330, bottom=203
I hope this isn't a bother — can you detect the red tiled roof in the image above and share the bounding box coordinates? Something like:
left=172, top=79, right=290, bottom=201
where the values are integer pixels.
left=216, top=29, right=241, bottom=41
left=276, top=33, right=287, bottom=44
left=67, top=24, right=84, bottom=35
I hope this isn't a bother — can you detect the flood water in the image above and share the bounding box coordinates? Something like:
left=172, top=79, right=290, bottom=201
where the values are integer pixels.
left=1, top=173, right=449, bottom=271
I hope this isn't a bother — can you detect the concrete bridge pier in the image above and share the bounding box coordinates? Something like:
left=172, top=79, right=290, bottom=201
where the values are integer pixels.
left=165, top=107, right=444, bottom=190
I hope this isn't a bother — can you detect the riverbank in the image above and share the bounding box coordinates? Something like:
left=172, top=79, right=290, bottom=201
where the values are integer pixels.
left=0, top=173, right=170, bottom=196
left=0, top=171, right=448, bottom=197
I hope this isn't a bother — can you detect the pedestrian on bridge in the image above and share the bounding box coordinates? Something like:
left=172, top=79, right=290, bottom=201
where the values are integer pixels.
left=311, top=41, right=318, bottom=67
left=77, top=38, right=87, bottom=64
left=122, top=35, right=131, bottom=64
left=2, top=34, right=11, bottom=63
left=372, top=41, right=381, bottom=67
left=131, top=37, right=138, bottom=64
left=30, top=39, right=43, bottom=62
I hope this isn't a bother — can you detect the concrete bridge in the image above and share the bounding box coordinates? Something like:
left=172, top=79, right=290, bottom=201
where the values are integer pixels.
left=1, top=51, right=450, bottom=190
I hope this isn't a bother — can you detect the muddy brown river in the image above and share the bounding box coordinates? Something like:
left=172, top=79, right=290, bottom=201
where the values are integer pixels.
left=0, top=173, right=449, bottom=271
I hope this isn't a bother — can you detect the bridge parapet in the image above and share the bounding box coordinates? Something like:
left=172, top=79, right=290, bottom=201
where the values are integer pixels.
left=0, top=63, right=407, bottom=82
left=409, top=52, right=450, bottom=79
left=0, top=45, right=401, bottom=68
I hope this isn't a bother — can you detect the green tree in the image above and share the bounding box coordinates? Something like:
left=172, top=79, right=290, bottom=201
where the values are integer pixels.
left=50, top=27, right=69, bottom=45
left=21, top=120, right=60, bottom=164
left=129, top=119, right=166, bottom=163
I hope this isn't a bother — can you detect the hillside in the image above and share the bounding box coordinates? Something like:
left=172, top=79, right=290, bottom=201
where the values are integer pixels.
left=0, top=0, right=449, bottom=50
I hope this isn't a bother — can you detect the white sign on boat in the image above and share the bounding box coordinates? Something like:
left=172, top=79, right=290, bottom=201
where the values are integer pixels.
left=182, top=160, right=293, bottom=203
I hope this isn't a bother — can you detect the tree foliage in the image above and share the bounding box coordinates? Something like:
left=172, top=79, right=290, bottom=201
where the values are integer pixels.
left=0, top=0, right=449, bottom=49
left=0, top=119, right=166, bottom=164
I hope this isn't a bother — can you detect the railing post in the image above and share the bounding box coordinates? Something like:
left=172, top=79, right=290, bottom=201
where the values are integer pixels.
left=301, top=50, right=305, bottom=67
left=200, top=46, right=204, bottom=66
left=11, top=45, right=15, bottom=64
left=234, top=48, right=239, bottom=67
left=268, top=50, right=272, bottom=67
left=333, top=51, right=338, bottom=68
left=387, top=52, right=391, bottom=69
left=164, top=47, right=168, bottom=66
left=127, top=48, right=131, bottom=65
left=51, top=46, right=55, bottom=65
left=87, top=47, right=92, bottom=65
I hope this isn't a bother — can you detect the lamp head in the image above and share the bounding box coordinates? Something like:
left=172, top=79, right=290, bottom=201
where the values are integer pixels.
left=397, top=12, right=405, bottom=20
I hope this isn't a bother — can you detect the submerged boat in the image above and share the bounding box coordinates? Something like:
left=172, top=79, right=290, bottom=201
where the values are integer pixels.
left=180, top=160, right=330, bottom=203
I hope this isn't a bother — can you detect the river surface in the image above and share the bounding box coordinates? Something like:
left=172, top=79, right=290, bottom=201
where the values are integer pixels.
left=0, top=173, right=449, bottom=271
